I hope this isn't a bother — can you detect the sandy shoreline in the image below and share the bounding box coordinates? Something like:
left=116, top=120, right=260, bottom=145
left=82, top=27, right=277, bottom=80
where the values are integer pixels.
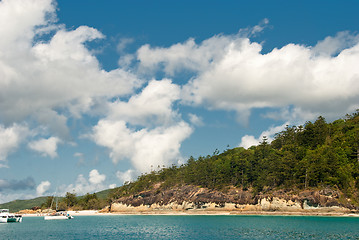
left=21, top=210, right=359, bottom=217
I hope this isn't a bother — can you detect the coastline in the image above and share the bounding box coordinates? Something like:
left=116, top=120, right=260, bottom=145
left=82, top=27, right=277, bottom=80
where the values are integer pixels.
left=21, top=209, right=359, bottom=217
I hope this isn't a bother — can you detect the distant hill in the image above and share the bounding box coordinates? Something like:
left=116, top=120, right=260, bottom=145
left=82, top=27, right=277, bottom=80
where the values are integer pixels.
left=91, top=189, right=111, bottom=200
left=0, top=197, right=48, bottom=212
left=0, top=189, right=112, bottom=212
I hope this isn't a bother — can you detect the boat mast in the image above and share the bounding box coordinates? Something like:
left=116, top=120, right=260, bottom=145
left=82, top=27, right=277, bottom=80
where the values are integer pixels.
left=50, top=196, right=55, bottom=210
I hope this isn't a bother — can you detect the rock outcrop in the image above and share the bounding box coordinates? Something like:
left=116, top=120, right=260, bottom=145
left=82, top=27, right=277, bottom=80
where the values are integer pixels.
left=109, top=185, right=358, bottom=214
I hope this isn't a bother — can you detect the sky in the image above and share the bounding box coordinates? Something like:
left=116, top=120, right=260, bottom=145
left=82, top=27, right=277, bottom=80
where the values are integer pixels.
left=1, top=0, right=359, bottom=203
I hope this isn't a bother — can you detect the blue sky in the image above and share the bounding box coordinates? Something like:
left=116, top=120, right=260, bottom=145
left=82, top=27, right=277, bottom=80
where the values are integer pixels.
left=1, top=0, right=359, bottom=203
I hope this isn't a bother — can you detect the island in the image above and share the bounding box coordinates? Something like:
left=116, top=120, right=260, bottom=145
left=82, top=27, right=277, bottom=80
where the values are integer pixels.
left=3, top=111, right=359, bottom=216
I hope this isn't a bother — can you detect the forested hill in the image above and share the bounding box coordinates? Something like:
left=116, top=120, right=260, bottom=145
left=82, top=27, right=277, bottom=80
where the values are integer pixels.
left=109, top=111, right=359, bottom=206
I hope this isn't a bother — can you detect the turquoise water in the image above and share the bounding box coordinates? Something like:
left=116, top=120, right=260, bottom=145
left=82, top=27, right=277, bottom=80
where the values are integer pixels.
left=1, top=215, right=359, bottom=239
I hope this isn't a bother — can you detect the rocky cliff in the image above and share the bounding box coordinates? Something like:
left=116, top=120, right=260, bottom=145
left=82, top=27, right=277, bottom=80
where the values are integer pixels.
left=109, top=184, right=358, bottom=214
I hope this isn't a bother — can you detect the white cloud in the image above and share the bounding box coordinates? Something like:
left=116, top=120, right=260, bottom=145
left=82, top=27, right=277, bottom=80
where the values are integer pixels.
left=183, top=39, right=359, bottom=119
left=28, top=137, right=62, bottom=158
left=239, top=135, right=260, bottom=149
left=92, top=120, right=193, bottom=173
left=0, top=124, right=29, bottom=163
left=239, top=123, right=288, bottom=149
left=35, top=109, right=70, bottom=140
left=89, top=169, right=106, bottom=185
left=312, top=31, right=359, bottom=57
left=262, top=107, right=318, bottom=124
left=137, top=31, right=359, bottom=123
left=188, top=113, right=203, bottom=126
left=107, top=79, right=181, bottom=126
left=238, top=18, right=270, bottom=37
left=59, top=169, right=107, bottom=196
left=0, top=0, right=149, bottom=182
left=89, top=78, right=193, bottom=173
left=136, top=36, right=235, bottom=76
left=36, top=181, right=51, bottom=196
left=117, top=37, right=134, bottom=53
left=0, top=0, right=143, bottom=134
left=116, top=169, right=137, bottom=184
left=0, top=0, right=56, bottom=49
left=118, top=54, right=135, bottom=68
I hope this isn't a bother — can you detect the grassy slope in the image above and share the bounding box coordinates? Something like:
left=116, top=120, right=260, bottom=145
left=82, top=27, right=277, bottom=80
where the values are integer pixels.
left=94, top=189, right=111, bottom=200
left=0, top=190, right=111, bottom=212
left=0, top=197, right=48, bottom=212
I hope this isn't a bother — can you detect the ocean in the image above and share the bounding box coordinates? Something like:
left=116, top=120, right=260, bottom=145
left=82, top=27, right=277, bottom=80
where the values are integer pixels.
left=1, top=215, right=359, bottom=239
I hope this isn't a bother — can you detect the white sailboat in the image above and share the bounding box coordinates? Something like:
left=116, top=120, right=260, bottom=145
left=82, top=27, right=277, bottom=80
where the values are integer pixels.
left=0, top=209, right=22, bottom=223
left=44, top=211, right=73, bottom=220
left=44, top=196, right=73, bottom=220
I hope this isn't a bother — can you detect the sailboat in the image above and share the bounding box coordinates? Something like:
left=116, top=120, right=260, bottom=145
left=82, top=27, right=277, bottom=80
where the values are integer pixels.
left=44, top=196, right=73, bottom=220
left=44, top=211, right=73, bottom=220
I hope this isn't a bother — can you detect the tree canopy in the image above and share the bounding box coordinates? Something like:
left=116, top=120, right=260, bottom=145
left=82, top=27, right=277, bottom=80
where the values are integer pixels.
left=109, top=111, right=359, bottom=206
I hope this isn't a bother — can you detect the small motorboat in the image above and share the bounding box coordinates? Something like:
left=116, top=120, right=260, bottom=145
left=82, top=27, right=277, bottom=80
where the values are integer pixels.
left=0, top=209, right=22, bottom=223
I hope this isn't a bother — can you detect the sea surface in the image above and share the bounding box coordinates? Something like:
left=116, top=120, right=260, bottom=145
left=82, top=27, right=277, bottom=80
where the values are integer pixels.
left=1, top=215, right=359, bottom=239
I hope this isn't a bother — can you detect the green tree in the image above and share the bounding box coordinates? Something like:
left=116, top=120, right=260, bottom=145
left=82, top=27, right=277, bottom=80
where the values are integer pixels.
left=63, top=192, right=77, bottom=208
left=79, top=193, right=99, bottom=210
left=41, top=196, right=55, bottom=209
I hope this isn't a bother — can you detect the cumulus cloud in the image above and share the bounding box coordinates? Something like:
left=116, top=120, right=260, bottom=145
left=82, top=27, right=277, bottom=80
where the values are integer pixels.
left=137, top=37, right=227, bottom=76
left=0, top=124, right=30, bottom=163
left=0, top=0, right=56, bottom=49
left=117, top=37, right=134, bottom=53
left=92, top=120, right=193, bottom=173
left=116, top=169, right=137, bottom=184
left=89, top=169, right=106, bottom=184
left=239, top=135, right=260, bottom=149
left=312, top=31, right=359, bottom=57
left=136, top=18, right=269, bottom=76
left=107, top=79, right=181, bottom=126
left=0, top=0, right=142, bottom=133
left=188, top=113, right=203, bottom=126
left=59, top=169, right=107, bottom=196
left=28, top=136, right=62, bottom=158
left=261, top=106, right=325, bottom=128
left=36, top=180, right=51, bottom=196
left=90, top=79, right=193, bottom=173
left=35, top=109, right=70, bottom=140
left=136, top=30, right=359, bottom=123
left=239, top=123, right=289, bottom=149
left=238, top=18, right=270, bottom=37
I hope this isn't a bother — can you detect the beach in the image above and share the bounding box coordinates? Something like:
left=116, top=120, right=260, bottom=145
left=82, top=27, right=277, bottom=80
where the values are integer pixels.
left=20, top=209, right=359, bottom=217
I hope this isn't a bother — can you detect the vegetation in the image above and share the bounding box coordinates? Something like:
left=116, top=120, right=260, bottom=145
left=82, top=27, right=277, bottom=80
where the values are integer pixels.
left=0, top=197, right=48, bottom=213
left=2, top=111, right=359, bottom=211
left=0, top=191, right=110, bottom=212
left=40, top=192, right=108, bottom=211
left=109, top=111, right=359, bottom=206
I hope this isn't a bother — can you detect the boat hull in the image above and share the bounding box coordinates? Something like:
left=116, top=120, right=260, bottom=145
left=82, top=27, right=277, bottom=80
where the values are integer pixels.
left=44, top=215, right=73, bottom=220
left=0, top=216, right=22, bottom=223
